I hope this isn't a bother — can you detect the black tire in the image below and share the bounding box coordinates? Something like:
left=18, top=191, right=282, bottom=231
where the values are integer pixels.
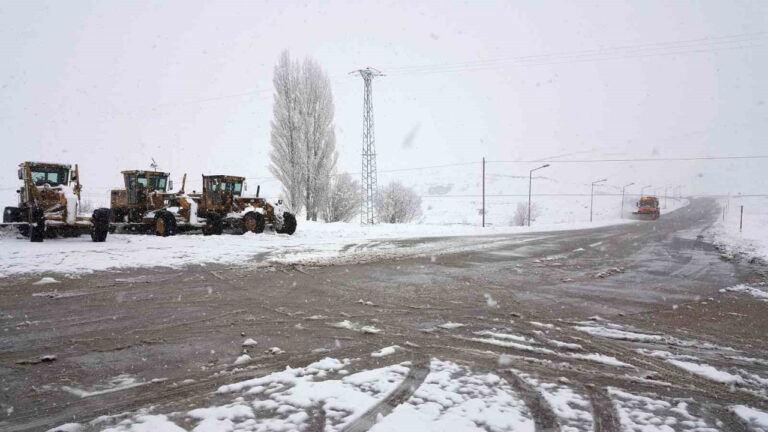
left=90, top=208, right=110, bottom=242
left=202, top=212, right=223, bottom=236
left=276, top=211, right=297, bottom=235
left=154, top=210, right=177, bottom=237
left=28, top=207, right=45, bottom=242
left=3, top=206, right=20, bottom=223
left=242, top=211, right=265, bottom=234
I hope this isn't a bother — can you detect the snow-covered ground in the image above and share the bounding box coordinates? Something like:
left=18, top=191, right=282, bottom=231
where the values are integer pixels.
left=0, top=198, right=688, bottom=277
left=44, top=317, right=768, bottom=432
left=710, top=195, right=768, bottom=263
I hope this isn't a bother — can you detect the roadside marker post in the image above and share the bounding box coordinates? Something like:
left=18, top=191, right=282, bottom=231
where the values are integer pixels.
left=482, top=157, right=485, bottom=228
left=740, top=205, right=743, bottom=233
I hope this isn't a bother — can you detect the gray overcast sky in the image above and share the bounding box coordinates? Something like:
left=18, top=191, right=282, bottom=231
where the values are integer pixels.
left=1, top=0, right=766, bottom=205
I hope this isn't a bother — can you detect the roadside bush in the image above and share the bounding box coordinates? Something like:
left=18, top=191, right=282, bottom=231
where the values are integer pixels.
left=511, top=202, right=540, bottom=226
left=321, top=173, right=360, bottom=223
left=376, top=181, right=422, bottom=223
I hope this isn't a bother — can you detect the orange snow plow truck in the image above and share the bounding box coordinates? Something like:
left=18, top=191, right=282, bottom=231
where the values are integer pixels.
left=632, top=196, right=660, bottom=220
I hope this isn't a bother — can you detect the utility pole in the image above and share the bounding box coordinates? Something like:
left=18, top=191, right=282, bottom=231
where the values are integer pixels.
left=528, top=164, right=550, bottom=226
left=350, top=68, right=384, bottom=225
left=591, top=178, right=607, bottom=222
left=740, top=205, right=743, bottom=232
left=621, top=183, right=634, bottom=218
left=482, top=157, right=485, bottom=228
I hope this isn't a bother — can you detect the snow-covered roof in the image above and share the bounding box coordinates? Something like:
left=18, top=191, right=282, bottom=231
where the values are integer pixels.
left=20, top=161, right=72, bottom=169
left=121, top=170, right=170, bottom=176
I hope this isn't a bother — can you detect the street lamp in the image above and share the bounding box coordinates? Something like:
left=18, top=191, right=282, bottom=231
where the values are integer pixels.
left=621, top=182, right=634, bottom=218
left=591, top=178, right=607, bottom=222
left=528, top=164, right=550, bottom=226
left=640, top=184, right=651, bottom=197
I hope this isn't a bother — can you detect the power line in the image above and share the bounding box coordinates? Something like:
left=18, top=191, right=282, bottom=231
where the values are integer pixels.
left=385, top=32, right=768, bottom=76
left=488, top=155, right=768, bottom=164
left=420, top=193, right=768, bottom=198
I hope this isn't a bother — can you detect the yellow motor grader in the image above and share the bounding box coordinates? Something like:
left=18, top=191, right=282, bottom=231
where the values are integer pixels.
left=1, top=162, right=110, bottom=242
left=109, top=171, right=296, bottom=236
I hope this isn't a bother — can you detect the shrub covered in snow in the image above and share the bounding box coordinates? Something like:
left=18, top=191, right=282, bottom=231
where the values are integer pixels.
left=376, top=181, right=422, bottom=224
left=511, top=202, right=540, bottom=226
left=321, top=172, right=360, bottom=223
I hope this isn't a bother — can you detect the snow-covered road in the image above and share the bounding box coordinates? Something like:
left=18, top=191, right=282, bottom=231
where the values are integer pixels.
left=0, top=218, right=635, bottom=277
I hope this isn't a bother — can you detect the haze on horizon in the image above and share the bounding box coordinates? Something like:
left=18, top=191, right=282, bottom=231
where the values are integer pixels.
left=1, top=0, right=766, bottom=206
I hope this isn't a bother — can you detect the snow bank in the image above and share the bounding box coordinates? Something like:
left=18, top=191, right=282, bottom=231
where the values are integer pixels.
left=32, top=277, right=60, bottom=285
left=711, top=196, right=768, bottom=263
left=719, top=284, right=768, bottom=299
left=731, top=405, right=768, bottom=431
left=371, top=346, right=400, bottom=357
left=0, top=197, right=689, bottom=277
left=666, top=360, right=743, bottom=384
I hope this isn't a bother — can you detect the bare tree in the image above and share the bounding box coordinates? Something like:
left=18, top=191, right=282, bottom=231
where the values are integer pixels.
left=511, top=201, right=540, bottom=226
left=269, top=51, right=337, bottom=220
left=299, top=58, right=337, bottom=221
left=321, top=173, right=360, bottom=222
left=269, top=51, right=305, bottom=214
left=376, top=181, right=422, bottom=223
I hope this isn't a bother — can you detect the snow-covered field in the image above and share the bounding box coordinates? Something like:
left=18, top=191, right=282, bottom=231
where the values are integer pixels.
left=710, top=195, right=768, bottom=263
left=384, top=166, right=685, bottom=227
left=0, top=197, right=688, bottom=277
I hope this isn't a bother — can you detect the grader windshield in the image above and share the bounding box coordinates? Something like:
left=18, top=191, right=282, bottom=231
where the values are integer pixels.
left=28, top=164, right=70, bottom=186
left=204, top=176, right=244, bottom=206
left=123, top=171, right=169, bottom=204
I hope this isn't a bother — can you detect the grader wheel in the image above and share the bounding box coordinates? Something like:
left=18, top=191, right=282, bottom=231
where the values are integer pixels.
left=202, top=212, right=223, bottom=236
left=90, top=208, right=110, bottom=242
left=276, top=212, right=297, bottom=235
left=154, top=211, right=176, bottom=237
left=243, top=211, right=265, bottom=234
left=28, top=207, right=45, bottom=243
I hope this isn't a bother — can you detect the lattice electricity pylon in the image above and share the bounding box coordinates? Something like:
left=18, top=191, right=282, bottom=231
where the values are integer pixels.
left=350, top=67, right=384, bottom=225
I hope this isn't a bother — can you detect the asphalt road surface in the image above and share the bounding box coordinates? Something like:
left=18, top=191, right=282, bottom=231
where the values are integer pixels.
left=1, top=198, right=767, bottom=431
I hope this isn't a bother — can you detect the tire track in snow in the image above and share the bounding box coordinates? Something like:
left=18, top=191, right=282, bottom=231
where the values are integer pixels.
left=563, top=326, right=768, bottom=410
left=3, top=343, right=381, bottom=432
left=342, top=355, right=430, bottom=432
left=585, top=386, right=620, bottom=432
left=500, top=369, right=559, bottom=432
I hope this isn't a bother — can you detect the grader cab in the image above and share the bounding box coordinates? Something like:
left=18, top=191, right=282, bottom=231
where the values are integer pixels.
left=1, top=162, right=110, bottom=242
left=110, top=170, right=172, bottom=222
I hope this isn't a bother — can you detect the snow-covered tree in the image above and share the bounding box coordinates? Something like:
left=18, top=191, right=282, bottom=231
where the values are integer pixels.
left=269, top=51, right=337, bottom=220
left=269, top=51, right=304, bottom=214
left=299, top=57, right=337, bottom=221
left=376, top=181, right=422, bottom=224
left=321, top=173, right=360, bottom=223
left=511, top=201, right=540, bottom=226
